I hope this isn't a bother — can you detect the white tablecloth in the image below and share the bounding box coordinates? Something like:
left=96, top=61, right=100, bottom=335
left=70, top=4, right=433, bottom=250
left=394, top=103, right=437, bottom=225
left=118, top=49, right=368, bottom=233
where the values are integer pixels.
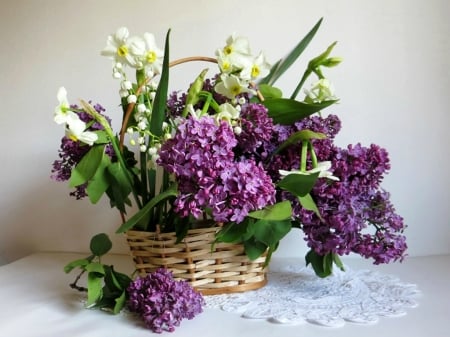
left=0, top=252, right=448, bottom=337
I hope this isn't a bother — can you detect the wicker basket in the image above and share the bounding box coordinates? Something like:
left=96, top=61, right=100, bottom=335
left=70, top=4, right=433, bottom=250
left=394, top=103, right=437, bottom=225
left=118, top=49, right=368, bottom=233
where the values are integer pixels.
left=125, top=227, right=268, bottom=295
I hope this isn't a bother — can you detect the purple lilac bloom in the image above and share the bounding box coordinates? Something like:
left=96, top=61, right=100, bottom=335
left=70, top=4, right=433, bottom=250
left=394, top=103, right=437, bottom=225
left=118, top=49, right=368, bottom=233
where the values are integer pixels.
left=235, top=103, right=274, bottom=156
left=50, top=103, right=112, bottom=199
left=157, top=115, right=275, bottom=223
left=295, top=142, right=407, bottom=264
left=260, top=113, right=406, bottom=265
left=127, top=268, right=204, bottom=333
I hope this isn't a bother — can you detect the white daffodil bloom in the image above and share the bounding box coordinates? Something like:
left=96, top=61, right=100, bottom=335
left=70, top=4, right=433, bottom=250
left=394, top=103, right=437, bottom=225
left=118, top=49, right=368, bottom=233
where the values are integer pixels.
left=54, top=87, right=79, bottom=125
left=279, top=161, right=339, bottom=181
left=142, top=32, right=164, bottom=75
left=101, top=27, right=144, bottom=68
left=216, top=34, right=252, bottom=72
left=214, top=74, right=252, bottom=99
left=65, top=118, right=98, bottom=146
left=223, top=33, right=251, bottom=57
left=240, top=52, right=271, bottom=81
left=304, top=78, right=336, bottom=103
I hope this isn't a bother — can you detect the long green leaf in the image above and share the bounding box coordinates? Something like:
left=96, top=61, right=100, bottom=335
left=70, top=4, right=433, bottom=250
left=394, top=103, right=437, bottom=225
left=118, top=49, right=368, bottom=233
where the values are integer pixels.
left=259, top=18, right=323, bottom=86
left=263, top=98, right=337, bottom=125
left=116, top=184, right=178, bottom=233
left=150, top=29, right=170, bottom=137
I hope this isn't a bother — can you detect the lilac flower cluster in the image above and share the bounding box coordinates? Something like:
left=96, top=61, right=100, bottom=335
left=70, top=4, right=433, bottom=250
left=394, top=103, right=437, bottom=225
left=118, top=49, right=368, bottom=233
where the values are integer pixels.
left=157, top=115, right=276, bottom=223
left=235, top=103, right=274, bottom=155
left=275, top=114, right=408, bottom=264
left=127, top=268, right=204, bottom=333
left=51, top=103, right=112, bottom=199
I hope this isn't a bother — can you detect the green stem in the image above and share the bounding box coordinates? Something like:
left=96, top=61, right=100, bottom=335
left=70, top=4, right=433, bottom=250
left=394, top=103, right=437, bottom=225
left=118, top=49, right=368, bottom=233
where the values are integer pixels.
left=140, top=151, right=148, bottom=204
left=300, top=140, right=308, bottom=172
left=309, top=141, right=318, bottom=168
left=290, top=69, right=311, bottom=100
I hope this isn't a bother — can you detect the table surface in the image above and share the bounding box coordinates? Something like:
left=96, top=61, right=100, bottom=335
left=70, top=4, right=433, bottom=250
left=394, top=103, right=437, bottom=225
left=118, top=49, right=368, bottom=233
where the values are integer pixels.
left=0, top=252, right=448, bottom=337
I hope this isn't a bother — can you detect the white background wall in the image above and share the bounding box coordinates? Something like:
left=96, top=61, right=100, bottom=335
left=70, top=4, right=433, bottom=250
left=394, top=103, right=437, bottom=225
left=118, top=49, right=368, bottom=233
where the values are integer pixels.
left=0, top=0, right=448, bottom=265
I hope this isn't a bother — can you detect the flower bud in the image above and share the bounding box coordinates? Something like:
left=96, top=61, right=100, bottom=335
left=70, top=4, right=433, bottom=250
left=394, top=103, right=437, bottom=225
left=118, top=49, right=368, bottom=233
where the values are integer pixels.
left=127, top=95, right=137, bottom=104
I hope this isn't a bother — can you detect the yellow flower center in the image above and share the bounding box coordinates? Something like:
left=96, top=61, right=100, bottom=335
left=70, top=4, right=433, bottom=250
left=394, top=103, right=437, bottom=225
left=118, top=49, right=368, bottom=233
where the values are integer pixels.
left=68, top=134, right=78, bottom=142
left=222, top=61, right=230, bottom=71
left=231, top=85, right=241, bottom=96
left=146, top=51, right=157, bottom=63
left=117, top=45, right=128, bottom=57
left=251, top=65, right=260, bottom=78
left=223, top=45, right=233, bottom=55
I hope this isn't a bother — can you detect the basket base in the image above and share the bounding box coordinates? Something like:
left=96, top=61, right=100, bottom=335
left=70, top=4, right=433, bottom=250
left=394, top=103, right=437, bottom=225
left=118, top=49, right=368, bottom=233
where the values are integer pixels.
left=126, top=228, right=268, bottom=295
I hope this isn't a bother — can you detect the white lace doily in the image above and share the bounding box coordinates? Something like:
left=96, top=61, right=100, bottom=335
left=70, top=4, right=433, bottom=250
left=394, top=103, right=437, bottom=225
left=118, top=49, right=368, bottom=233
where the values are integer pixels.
left=204, top=265, right=420, bottom=327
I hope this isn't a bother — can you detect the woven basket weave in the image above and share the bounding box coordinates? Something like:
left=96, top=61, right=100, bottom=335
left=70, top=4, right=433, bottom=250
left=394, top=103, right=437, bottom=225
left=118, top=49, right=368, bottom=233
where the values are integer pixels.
left=125, top=227, right=268, bottom=295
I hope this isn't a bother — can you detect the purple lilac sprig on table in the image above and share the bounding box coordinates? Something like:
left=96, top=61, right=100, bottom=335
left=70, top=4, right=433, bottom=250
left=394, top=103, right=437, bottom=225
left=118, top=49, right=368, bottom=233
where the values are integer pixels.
left=50, top=103, right=112, bottom=199
left=127, top=268, right=204, bottom=333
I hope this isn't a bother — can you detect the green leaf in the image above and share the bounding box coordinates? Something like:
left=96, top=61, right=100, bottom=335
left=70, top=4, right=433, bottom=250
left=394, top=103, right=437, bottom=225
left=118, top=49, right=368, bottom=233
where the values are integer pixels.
left=86, top=153, right=111, bottom=204
left=93, top=130, right=110, bottom=144
left=113, top=291, right=127, bottom=314
left=257, top=84, right=283, bottom=99
left=263, top=98, right=337, bottom=125
left=105, top=162, right=133, bottom=213
left=69, top=145, right=105, bottom=187
left=116, top=184, right=178, bottom=233
left=250, top=220, right=292, bottom=248
left=243, top=238, right=268, bottom=261
left=277, top=172, right=319, bottom=197
left=150, top=29, right=170, bottom=137
left=274, top=130, right=326, bottom=155
left=215, top=222, right=249, bottom=244
left=298, top=193, right=322, bottom=220
left=259, top=18, right=323, bottom=86
left=248, top=201, right=292, bottom=221
left=90, top=233, right=112, bottom=257
left=63, top=256, right=93, bottom=273
left=333, top=253, right=345, bottom=272
left=104, top=265, right=132, bottom=291
left=305, top=249, right=333, bottom=278
left=85, top=262, right=105, bottom=275
left=86, top=272, right=103, bottom=307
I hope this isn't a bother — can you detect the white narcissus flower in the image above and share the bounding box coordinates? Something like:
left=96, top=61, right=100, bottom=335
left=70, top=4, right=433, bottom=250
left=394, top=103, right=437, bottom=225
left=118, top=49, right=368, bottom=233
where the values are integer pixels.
left=54, top=87, right=78, bottom=125
left=142, top=33, right=164, bottom=75
left=216, top=34, right=252, bottom=73
left=101, top=27, right=145, bottom=68
left=214, top=74, right=252, bottom=99
left=240, top=52, right=271, bottom=81
left=279, top=161, right=339, bottom=181
left=65, top=118, right=98, bottom=146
